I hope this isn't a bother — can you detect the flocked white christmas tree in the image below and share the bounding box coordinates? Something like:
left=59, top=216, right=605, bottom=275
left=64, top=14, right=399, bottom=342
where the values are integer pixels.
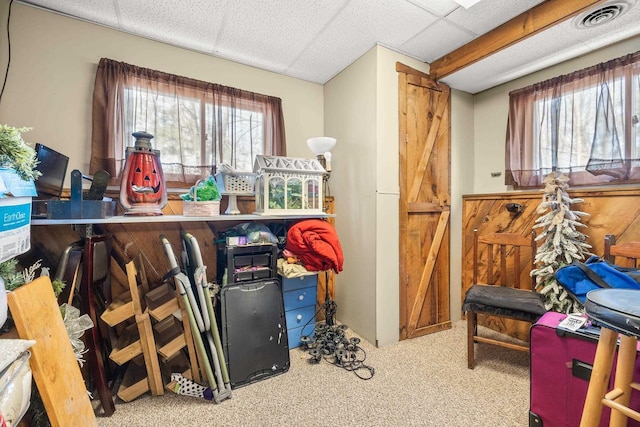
left=531, top=171, right=592, bottom=313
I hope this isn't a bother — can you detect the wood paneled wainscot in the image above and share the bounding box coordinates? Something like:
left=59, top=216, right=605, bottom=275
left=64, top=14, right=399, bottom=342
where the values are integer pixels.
left=462, top=187, right=640, bottom=342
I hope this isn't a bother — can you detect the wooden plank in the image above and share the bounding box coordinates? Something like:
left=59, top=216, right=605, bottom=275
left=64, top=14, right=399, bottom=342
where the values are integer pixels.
left=316, top=197, right=335, bottom=321
left=407, top=211, right=450, bottom=334
left=100, top=291, right=134, bottom=326
left=409, top=321, right=452, bottom=339
left=429, top=0, right=608, bottom=79
left=126, top=260, right=143, bottom=314
left=116, top=358, right=149, bottom=403
left=408, top=86, right=450, bottom=203
left=109, top=323, right=143, bottom=365
left=7, top=277, right=97, bottom=427
left=135, top=312, right=164, bottom=396
left=407, top=202, right=445, bottom=213
left=398, top=70, right=409, bottom=340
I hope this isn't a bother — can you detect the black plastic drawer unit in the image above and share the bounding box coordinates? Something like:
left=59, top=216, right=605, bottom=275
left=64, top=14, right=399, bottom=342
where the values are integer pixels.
left=226, top=243, right=277, bottom=283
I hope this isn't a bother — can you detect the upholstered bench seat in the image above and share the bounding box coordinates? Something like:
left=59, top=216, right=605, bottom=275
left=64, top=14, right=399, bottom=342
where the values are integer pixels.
left=462, top=284, right=547, bottom=322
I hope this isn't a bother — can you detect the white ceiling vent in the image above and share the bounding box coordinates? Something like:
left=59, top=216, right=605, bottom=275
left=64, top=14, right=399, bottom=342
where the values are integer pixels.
left=573, top=0, right=634, bottom=29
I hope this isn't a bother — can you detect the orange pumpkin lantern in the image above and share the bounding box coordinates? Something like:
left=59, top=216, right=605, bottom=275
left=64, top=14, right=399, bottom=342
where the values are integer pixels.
left=119, top=131, right=167, bottom=215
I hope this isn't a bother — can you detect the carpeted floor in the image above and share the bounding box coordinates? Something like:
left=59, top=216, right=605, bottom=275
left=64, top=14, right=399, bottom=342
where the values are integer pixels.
left=96, top=320, right=530, bottom=427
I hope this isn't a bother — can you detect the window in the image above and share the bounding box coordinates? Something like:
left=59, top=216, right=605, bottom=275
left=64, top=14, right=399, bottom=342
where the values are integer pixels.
left=506, top=50, right=640, bottom=188
left=91, top=58, right=286, bottom=186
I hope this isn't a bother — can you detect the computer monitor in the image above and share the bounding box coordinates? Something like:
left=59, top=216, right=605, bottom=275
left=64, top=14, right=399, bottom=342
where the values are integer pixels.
left=33, top=143, right=69, bottom=200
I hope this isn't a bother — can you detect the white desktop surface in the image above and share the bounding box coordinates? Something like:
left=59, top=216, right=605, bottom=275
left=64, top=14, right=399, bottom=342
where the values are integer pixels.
left=31, top=213, right=334, bottom=226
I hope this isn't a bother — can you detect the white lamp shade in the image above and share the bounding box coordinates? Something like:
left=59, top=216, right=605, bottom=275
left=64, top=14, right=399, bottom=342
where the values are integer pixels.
left=306, top=137, right=336, bottom=155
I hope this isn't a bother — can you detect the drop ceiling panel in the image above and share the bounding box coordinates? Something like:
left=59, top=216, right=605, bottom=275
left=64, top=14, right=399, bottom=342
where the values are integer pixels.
left=446, top=0, right=545, bottom=35
left=406, top=0, right=460, bottom=17
left=213, top=1, right=348, bottom=74
left=286, top=0, right=439, bottom=83
left=401, top=19, right=475, bottom=63
left=115, top=0, right=226, bottom=54
left=573, top=3, right=640, bottom=50
left=22, top=0, right=120, bottom=27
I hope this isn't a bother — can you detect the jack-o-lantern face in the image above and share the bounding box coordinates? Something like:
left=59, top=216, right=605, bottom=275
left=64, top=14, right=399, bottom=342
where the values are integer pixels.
left=126, top=151, right=163, bottom=203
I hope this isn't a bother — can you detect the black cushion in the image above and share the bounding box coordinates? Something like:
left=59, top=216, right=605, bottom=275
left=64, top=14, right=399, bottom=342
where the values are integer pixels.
left=463, top=284, right=547, bottom=322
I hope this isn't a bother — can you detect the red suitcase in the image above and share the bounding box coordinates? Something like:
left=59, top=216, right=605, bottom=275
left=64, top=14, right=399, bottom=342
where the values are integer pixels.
left=529, top=311, right=640, bottom=426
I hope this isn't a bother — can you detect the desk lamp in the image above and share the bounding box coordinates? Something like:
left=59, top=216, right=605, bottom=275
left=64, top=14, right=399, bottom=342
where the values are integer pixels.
left=306, top=137, right=336, bottom=174
left=306, top=137, right=337, bottom=325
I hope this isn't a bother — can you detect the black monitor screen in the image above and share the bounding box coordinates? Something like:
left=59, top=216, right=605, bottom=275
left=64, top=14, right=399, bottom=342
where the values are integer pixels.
left=34, top=143, right=69, bottom=199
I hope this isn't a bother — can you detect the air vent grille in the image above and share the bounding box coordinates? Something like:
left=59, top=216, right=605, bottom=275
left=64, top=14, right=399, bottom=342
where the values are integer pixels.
left=573, top=1, right=634, bottom=29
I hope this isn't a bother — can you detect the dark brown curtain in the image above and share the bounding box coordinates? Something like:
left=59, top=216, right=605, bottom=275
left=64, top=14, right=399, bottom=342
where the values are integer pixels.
left=506, top=50, right=640, bottom=188
left=91, top=58, right=286, bottom=186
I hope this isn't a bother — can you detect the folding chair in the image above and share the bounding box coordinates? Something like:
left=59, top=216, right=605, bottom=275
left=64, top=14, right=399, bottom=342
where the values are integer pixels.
left=160, top=234, right=231, bottom=403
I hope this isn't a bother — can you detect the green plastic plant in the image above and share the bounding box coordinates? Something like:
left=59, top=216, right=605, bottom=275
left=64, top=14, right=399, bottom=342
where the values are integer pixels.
left=0, top=258, right=65, bottom=296
left=0, top=124, right=41, bottom=181
left=180, top=175, right=221, bottom=201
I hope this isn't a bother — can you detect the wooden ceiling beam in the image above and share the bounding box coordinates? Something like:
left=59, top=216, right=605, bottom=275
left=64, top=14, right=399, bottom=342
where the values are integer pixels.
left=428, top=0, right=609, bottom=80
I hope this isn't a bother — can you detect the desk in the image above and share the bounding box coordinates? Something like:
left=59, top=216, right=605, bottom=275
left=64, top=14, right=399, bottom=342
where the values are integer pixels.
left=30, top=212, right=333, bottom=415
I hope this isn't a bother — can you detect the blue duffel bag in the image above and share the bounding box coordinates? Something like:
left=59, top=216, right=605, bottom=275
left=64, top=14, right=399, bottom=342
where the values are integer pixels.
left=555, top=255, right=640, bottom=305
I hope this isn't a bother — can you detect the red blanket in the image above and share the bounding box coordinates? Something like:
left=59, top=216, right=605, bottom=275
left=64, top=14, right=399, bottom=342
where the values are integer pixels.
left=286, top=219, right=344, bottom=273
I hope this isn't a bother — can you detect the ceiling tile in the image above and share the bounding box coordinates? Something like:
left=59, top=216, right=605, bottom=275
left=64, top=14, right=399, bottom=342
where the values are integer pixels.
left=213, top=1, right=348, bottom=75
left=446, top=0, right=545, bottom=35
left=287, top=0, right=439, bottom=82
left=401, top=19, right=475, bottom=63
left=572, top=2, right=640, bottom=50
left=406, top=0, right=460, bottom=16
left=115, top=0, right=227, bottom=54
left=21, top=0, right=120, bottom=27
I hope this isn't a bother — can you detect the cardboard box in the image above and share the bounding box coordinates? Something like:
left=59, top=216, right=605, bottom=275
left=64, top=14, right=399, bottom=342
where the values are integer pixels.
left=0, top=168, right=37, bottom=263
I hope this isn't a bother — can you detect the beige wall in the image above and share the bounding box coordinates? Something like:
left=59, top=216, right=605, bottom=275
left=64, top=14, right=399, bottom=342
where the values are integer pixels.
left=0, top=3, right=323, bottom=187
left=323, top=47, right=378, bottom=344
left=471, top=35, right=640, bottom=194
left=450, top=89, right=474, bottom=321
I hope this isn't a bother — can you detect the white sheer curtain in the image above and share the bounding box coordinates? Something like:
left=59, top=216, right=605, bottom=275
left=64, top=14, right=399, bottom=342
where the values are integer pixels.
left=91, top=58, right=286, bottom=186
left=506, top=51, right=640, bottom=188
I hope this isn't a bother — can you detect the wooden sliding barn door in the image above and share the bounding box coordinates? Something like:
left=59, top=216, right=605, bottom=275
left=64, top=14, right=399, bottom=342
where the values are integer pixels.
left=397, top=63, right=452, bottom=340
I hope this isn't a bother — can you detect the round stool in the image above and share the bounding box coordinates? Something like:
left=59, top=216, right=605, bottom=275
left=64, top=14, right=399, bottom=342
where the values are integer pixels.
left=580, top=288, right=640, bottom=427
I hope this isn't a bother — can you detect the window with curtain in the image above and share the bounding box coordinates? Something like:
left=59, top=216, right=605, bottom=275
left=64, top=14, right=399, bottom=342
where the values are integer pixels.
left=90, top=58, right=286, bottom=187
left=505, top=50, right=640, bottom=188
